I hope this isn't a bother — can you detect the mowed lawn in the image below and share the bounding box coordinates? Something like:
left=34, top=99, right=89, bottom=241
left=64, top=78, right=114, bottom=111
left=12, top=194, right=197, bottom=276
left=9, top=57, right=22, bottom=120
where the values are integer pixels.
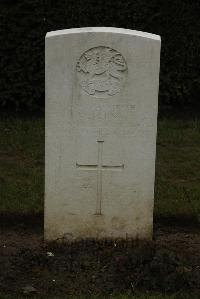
left=0, top=117, right=200, bottom=220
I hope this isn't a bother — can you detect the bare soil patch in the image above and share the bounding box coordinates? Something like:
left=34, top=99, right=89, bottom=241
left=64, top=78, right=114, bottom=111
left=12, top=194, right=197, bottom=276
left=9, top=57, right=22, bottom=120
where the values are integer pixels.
left=0, top=215, right=200, bottom=297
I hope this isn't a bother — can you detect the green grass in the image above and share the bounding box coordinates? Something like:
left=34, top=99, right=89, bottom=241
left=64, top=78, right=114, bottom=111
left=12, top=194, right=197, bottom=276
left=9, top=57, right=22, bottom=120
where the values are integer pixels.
left=0, top=117, right=44, bottom=213
left=0, top=117, right=200, bottom=220
left=155, top=118, right=200, bottom=220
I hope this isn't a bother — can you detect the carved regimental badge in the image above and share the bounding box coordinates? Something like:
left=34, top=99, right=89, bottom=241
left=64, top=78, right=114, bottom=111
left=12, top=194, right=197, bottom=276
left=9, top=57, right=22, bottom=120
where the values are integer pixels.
left=76, top=46, right=128, bottom=98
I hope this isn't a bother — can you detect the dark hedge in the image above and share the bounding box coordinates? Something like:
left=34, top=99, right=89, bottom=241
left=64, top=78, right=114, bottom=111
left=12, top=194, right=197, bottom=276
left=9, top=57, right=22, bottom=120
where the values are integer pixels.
left=0, top=0, right=200, bottom=114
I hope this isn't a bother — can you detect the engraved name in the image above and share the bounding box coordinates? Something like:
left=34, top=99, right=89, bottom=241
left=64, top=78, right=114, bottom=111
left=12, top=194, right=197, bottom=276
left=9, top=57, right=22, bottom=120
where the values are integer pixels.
left=74, top=104, right=135, bottom=124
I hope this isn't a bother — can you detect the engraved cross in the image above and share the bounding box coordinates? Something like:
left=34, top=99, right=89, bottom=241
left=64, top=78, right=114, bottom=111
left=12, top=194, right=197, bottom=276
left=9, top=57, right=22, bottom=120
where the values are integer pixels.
left=76, top=136, right=124, bottom=215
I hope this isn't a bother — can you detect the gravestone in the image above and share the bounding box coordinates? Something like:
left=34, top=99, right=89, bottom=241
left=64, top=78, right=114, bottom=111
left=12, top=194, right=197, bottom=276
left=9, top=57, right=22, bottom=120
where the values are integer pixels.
left=45, top=27, right=161, bottom=241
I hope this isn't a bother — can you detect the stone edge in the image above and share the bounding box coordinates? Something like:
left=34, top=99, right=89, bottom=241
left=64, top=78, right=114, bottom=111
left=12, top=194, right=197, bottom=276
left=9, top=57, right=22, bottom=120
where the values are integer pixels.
left=46, top=27, right=161, bottom=41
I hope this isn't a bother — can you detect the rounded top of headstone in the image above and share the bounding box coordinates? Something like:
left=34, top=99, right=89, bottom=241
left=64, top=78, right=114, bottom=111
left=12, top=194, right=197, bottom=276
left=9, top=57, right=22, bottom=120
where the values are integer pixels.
left=46, top=27, right=161, bottom=41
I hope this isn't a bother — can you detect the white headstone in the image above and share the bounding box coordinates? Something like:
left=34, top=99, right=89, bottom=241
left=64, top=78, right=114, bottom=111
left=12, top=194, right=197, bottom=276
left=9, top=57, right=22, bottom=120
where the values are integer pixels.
left=45, top=27, right=161, bottom=241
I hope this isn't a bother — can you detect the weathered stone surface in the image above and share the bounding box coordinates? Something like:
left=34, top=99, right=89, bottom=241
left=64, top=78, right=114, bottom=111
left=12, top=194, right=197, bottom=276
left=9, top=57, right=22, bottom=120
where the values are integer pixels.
left=45, top=27, right=161, bottom=241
